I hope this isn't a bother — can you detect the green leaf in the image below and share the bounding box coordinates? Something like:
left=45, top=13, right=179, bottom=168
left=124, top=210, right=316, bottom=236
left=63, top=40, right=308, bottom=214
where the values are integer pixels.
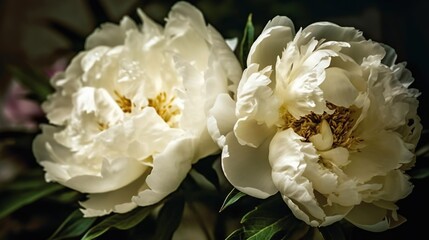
left=246, top=215, right=298, bottom=240
left=319, top=222, right=346, bottom=240
left=7, top=65, right=53, bottom=102
left=153, top=195, right=185, bottom=240
left=409, top=167, right=429, bottom=179
left=192, top=154, right=221, bottom=190
left=47, top=190, right=82, bottom=204
left=227, top=194, right=303, bottom=240
left=49, top=210, right=97, bottom=240
left=239, top=14, right=255, bottom=68
left=82, top=204, right=157, bottom=240
left=220, top=188, right=247, bottom=212
left=226, top=228, right=245, bottom=240
left=0, top=182, right=63, bottom=219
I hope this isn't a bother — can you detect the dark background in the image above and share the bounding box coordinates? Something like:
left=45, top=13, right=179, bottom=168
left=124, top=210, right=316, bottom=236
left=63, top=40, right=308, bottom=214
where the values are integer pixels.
left=0, top=0, right=428, bottom=239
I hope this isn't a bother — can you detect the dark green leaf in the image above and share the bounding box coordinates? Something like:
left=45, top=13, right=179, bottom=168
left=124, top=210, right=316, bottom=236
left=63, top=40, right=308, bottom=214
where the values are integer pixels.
left=49, top=210, right=97, bottom=240
left=47, top=190, right=82, bottom=204
left=153, top=195, right=185, bottom=240
left=220, top=188, right=247, bottom=212
left=192, top=154, right=221, bottom=190
left=246, top=215, right=298, bottom=240
left=227, top=194, right=303, bottom=240
left=7, top=65, right=53, bottom=102
left=409, top=167, right=429, bottom=179
left=319, top=222, right=346, bottom=240
left=82, top=204, right=157, bottom=240
left=239, top=14, right=255, bottom=68
left=280, top=224, right=311, bottom=240
left=0, top=182, right=63, bottom=219
left=226, top=228, right=245, bottom=240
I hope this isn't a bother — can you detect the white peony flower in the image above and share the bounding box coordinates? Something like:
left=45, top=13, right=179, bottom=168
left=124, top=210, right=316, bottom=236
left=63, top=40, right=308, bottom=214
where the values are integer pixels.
left=33, top=1, right=241, bottom=217
left=209, top=16, right=422, bottom=231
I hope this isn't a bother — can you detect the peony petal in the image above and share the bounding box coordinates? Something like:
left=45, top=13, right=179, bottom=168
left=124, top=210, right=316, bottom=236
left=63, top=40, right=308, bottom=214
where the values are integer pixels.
left=304, top=163, right=338, bottom=195
left=85, top=17, right=137, bottom=49
left=342, top=41, right=385, bottom=65
left=168, top=1, right=208, bottom=40
left=269, top=129, right=326, bottom=222
left=166, top=2, right=210, bottom=71
left=137, top=9, right=163, bottom=37
left=40, top=156, right=147, bottom=194
left=320, top=67, right=359, bottom=107
left=236, top=64, right=279, bottom=126
left=207, top=25, right=242, bottom=90
left=133, top=136, right=194, bottom=206
left=367, top=170, right=413, bottom=202
left=98, top=108, right=184, bottom=161
left=234, top=118, right=276, bottom=148
left=262, top=16, right=295, bottom=34
left=79, top=173, right=149, bottom=217
left=309, top=120, right=333, bottom=151
left=319, top=147, right=350, bottom=167
left=207, top=94, right=237, bottom=147
left=345, top=202, right=390, bottom=232
left=80, top=46, right=110, bottom=73
left=344, top=130, right=414, bottom=182
left=302, top=22, right=364, bottom=43
left=247, top=25, right=294, bottom=69
left=221, top=132, right=277, bottom=199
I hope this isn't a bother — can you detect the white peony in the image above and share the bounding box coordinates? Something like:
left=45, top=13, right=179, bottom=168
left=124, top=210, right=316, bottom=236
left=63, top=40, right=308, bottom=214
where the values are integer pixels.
left=33, top=1, right=241, bottom=217
left=209, top=16, right=422, bottom=231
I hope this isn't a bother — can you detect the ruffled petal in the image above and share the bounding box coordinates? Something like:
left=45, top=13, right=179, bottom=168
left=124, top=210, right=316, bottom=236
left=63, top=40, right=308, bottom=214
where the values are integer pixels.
left=79, top=173, right=149, bottom=217
left=344, top=130, right=414, bottom=182
left=247, top=25, right=294, bottom=69
left=207, top=25, right=242, bottom=92
left=320, top=67, right=359, bottom=107
left=207, top=94, right=237, bottom=147
left=236, top=64, right=279, bottom=126
left=85, top=17, right=137, bottom=49
left=309, top=120, right=333, bottom=151
left=98, top=108, right=184, bottom=161
left=345, top=203, right=391, bottom=232
left=262, top=16, right=295, bottom=34
left=221, top=133, right=277, bottom=199
left=39, top=157, right=147, bottom=194
left=302, top=22, right=364, bottom=43
left=234, top=118, right=276, bottom=148
left=367, top=170, right=413, bottom=202
left=269, top=129, right=326, bottom=224
left=133, top=136, right=194, bottom=206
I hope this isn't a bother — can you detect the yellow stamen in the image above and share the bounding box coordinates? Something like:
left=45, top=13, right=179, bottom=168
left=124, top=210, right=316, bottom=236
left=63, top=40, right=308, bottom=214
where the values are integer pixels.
left=280, top=102, right=360, bottom=148
left=98, top=122, right=109, bottom=131
left=114, top=90, right=133, bottom=113
left=148, top=92, right=180, bottom=127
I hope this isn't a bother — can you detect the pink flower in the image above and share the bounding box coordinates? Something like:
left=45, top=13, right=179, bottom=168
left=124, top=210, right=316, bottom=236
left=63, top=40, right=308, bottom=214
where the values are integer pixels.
left=1, top=58, right=67, bottom=130
left=2, top=81, right=43, bottom=130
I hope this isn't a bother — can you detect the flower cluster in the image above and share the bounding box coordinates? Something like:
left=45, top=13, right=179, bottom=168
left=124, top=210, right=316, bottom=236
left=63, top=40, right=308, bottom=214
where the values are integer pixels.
left=31, top=1, right=422, bottom=238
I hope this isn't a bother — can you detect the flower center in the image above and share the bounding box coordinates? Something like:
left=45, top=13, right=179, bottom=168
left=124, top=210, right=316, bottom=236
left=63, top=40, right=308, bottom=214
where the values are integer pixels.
left=114, top=90, right=133, bottom=113
left=148, top=92, right=180, bottom=127
left=281, top=103, right=360, bottom=148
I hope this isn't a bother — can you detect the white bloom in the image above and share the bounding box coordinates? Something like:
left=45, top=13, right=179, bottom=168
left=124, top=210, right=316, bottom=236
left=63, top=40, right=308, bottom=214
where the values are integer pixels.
left=209, top=17, right=421, bottom=231
left=33, top=1, right=241, bottom=217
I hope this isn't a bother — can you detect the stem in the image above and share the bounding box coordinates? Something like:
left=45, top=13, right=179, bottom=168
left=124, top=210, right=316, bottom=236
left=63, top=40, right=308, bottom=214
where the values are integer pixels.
left=188, top=201, right=213, bottom=240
